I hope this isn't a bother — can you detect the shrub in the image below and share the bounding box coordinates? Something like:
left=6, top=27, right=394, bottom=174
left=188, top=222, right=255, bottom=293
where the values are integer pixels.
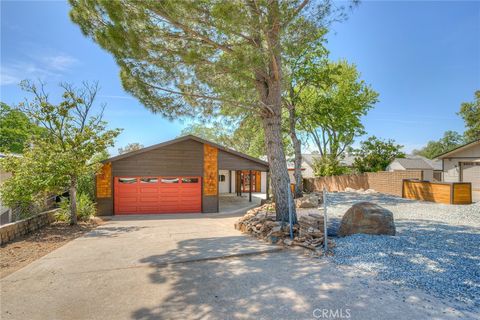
left=56, top=193, right=96, bottom=222
left=313, top=156, right=351, bottom=177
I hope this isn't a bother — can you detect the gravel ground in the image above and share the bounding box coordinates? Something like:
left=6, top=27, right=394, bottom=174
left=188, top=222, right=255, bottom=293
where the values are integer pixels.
left=302, top=192, right=480, bottom=312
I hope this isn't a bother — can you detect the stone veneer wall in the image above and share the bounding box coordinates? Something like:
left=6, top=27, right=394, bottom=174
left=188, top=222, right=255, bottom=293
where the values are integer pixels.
left=0, top=209, right=58, bottom=245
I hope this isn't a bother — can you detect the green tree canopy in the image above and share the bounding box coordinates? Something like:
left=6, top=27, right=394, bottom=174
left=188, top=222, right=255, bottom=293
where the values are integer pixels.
left=1, top=81, right=121, bottom=224
left=0, top=102, right=43, bottom=154
left=352, top=136, right=405, bottom=173
left=413, top=131, right=465, bottom=159
left=68, top=0, right=349, bottom=220
left=299, top=61, right=378, bottom=159
left=458, top=90, right=480, bottom=142
left=118, top=142, right=144, bottom=155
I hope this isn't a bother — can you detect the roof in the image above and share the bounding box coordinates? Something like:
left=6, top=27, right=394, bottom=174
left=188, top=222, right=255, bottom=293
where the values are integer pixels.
left=406, top=154, right=442, bottom=170
left=392, top=158, right=433, bottom=170
left=436, top=139, right=480, bottom=159
left=104, top=135, right=269, bottom=168
left=300, top=153, right=355, bottom=168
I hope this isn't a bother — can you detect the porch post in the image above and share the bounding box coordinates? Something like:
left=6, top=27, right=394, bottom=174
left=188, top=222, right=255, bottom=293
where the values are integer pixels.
left=229, top=170, right=232, bottom=193
left=266, top=171, right=270, bottom=200
left=249, top=170, right=252, bottom=202
left=239, top=171, right=242, bottom=197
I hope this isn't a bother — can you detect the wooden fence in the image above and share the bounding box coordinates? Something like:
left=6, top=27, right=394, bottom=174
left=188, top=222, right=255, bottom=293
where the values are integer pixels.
left=402, top=179, right=472, bottom=204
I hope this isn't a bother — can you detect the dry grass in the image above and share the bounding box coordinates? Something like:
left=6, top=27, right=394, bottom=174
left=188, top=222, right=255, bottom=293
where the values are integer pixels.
left=0, top=219, right=104, bottom=278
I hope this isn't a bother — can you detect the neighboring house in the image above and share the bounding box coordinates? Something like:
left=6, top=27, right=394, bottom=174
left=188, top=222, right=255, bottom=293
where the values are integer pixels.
left=95, top=135, right=269, bottom=216
left=387, top=155, right=443, bottom=182
left=437, top=139, right=480, bottom=202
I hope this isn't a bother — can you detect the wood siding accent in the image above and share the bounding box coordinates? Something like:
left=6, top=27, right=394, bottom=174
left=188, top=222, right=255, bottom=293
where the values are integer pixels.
left=203, top=144, right=218, bottom=196
left=255, top=171, right=261, bottom=191
left=218, top=150, right=268, bottom=171
left=96, top=162, right=112, bottom=198
left=403, top=180, right=472, bottom=204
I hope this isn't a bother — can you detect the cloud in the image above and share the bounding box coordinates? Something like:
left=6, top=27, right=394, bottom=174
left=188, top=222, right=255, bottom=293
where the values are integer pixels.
left=1, top=53, right=78, bottom=86
left=42, top=54, right=78, bottom=71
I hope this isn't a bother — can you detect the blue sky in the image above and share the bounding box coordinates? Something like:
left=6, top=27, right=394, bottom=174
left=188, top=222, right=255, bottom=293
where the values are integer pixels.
left=1, top=1, right=479, bottom=155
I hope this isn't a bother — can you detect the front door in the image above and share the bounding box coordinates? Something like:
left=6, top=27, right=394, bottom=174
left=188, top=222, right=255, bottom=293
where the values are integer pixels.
left=241, top=171, right=260, bottom=192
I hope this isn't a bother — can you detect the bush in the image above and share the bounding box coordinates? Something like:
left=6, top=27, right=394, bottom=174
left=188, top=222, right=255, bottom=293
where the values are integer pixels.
left=56, top=193, right=96, bottom=222
left=313, top=156, right=351, bottom=177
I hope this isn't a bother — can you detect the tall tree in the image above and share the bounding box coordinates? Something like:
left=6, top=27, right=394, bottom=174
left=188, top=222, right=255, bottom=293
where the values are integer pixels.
left=283, top=38, right=329, bottom=197
left=458, top=90, right=480, bottom=142
left=352, top=136, right=404, bottom=173
left=69, top=0, right=341, bottom=220
left=413, top=131, right=465, bottom=159
left=1, top=81, right=121, bottom=224
left=118, top=142, right=144, bottom=155
left=0, top=102, right=43, bottom=154
left=299, top=61, right=378, bottom=160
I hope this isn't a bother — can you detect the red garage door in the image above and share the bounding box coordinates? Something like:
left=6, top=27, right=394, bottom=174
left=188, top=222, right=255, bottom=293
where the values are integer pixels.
left=114, top=176, right=201, bottom=214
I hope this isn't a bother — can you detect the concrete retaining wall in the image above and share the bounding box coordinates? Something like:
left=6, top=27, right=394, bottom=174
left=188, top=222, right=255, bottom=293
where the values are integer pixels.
left=0, top=209, right=58, bottom=245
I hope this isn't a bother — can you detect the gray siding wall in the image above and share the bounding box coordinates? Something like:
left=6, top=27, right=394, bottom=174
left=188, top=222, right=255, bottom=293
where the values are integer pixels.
left=112, top=139, right=204, bottom=177
left=218, top=150, right=268, bottom=171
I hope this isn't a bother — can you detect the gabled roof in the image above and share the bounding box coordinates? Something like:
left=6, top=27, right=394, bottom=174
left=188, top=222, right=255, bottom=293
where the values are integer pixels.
left=393, top=158, right=433, bottom=170
left=105, top=135, right=269, bottom=168
left=406, top=154, right=442, bottom=170
left=436, top=139, right=480, bottom=159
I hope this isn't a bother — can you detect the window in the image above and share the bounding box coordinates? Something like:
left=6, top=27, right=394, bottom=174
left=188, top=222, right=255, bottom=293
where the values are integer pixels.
left=161, top=177, right=179, bottom=183
left=140, top=177, right=158, bottom=184
left=219, top=174, right=226, bottom=182
left=182, top=177, right=199, bottom=183
left=118, top=178, right=137, bottom=184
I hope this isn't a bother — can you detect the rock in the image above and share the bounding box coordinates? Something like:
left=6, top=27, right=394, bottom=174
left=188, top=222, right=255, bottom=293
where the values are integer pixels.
left=283, top=238, right=293, bottom=246
left=267, top=226, right=283, bottom=237
left=295, top=194, right=319, bottom=208
left=338, top=202, right=396, bottom=237
left=364, top=189, right=377, bottom=194
left=344, top=187, right=356, bottom=192
left=357, top=188, right=365, bottom=193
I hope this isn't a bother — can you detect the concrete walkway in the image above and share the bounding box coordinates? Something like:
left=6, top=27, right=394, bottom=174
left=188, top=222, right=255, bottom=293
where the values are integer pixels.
left=0, top=214, right=473, bottom=320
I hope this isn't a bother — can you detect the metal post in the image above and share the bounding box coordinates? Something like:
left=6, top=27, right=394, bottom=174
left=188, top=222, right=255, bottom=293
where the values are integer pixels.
left=288, top=186, right=294, bottom=239
left=249, top=170, right=252, bottom=202
left=323, top=187, right=328, bottom=254
left=266, top=171, right=270, bottom=200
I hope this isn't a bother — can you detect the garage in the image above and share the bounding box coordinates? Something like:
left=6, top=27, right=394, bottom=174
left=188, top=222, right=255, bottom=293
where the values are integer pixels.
left=462, top=163, right=480, bottom=187
left=95, top=135, right=269, bottom=216
left=114, top=176, right=202, bottom=214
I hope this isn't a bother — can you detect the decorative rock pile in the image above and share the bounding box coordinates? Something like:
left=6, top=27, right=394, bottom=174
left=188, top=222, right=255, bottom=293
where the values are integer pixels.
left=235, top=202, right=334, bottom=253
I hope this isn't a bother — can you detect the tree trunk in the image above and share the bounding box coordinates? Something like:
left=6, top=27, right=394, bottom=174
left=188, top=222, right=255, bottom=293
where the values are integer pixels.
left=69, top=176, right=78, bottom=225
left=288, top=106, right=303, bottom=198
left=262, top=111, right=296, bottom=222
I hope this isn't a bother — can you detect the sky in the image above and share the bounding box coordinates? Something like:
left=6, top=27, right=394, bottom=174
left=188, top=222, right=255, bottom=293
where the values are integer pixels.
left=1, top=0, right=479, bottom=155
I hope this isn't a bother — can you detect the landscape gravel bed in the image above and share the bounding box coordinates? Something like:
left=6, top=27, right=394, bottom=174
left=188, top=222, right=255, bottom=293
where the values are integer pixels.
left=303, top=192, right=480, bottom=312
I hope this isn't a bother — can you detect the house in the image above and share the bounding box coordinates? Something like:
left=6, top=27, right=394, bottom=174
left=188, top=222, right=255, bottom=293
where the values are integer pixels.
left=387, top=155, right=442, bottom=182
left=95, top=135, right=269, bottom=216
left=437, top=139, right=480, bottom=202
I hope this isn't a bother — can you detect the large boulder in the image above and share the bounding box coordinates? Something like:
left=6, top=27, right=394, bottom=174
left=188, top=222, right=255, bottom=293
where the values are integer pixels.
left=338, top=202, right=396, bottom=236
left=295, top=194, right=319, bottom=208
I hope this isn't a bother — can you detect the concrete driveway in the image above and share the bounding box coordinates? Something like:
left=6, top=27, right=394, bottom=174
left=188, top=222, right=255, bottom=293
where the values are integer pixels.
left=0, top=214, right=472, bottom=320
